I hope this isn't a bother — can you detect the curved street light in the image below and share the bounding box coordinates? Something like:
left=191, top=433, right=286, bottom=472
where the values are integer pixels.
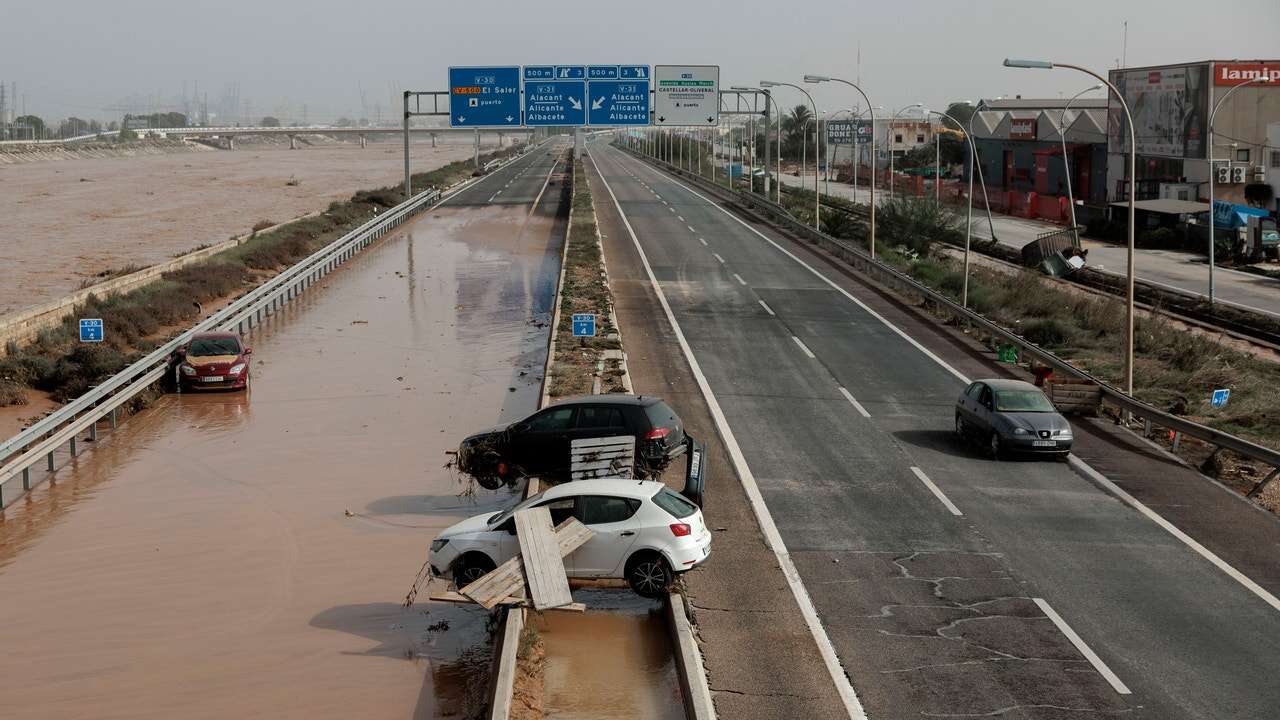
left=1054, top=84, right=1104, bottom=243
left=1005, top=57, right=1138, bottom=395
left=763, top=80, right=821, bottom=230
left=806, top=75, right=879, bottom=256
left=1208, top=75, right=1272, bottom=305
left=888, top=103, right=925, bottom=198
left=925, top=108, right=994, bottom=310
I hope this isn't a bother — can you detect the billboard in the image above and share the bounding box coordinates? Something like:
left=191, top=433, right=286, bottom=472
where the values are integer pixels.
left=827, top=120, right=873, bottom=145
left=1213, top=62, right=1280, bottom=86
left=1108, top=63, right=1209, bottom=159
left=1009, top=117, right=1037, bottom=140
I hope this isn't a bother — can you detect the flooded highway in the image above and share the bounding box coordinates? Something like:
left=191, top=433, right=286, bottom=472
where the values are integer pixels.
left=0, top=143, right=568, bottom=719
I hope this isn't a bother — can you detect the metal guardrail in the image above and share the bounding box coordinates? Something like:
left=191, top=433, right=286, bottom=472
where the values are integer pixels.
left=0, top=142, right=545, bottom=508
left=620, top=145, right=1280, bottom=477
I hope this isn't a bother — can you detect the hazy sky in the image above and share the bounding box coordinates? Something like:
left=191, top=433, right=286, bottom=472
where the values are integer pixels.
left=4, top=0, right=1278, bottom=123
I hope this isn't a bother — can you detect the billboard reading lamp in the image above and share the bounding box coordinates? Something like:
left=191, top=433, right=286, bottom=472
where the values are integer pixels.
left=805, top=74, right=879, bottom=258
left=762, top=80, right=821, bottom=231
left=1004, top=57, right=1138, bottom=397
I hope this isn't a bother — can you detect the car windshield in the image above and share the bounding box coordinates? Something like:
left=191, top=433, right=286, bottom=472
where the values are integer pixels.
left=188, top=337, right=241, bottom=356
left=487, top=490, right=547, bottom=527
left=994, top=389, right=1056, bottom=412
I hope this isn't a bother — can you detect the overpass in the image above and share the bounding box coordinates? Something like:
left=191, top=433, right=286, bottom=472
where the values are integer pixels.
left=0, top=125, right=536, bottom=148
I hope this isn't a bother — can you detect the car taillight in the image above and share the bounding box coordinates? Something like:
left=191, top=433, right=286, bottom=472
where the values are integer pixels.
left=669, top=523, right=691, bottom=537
left=497, top=463, right=508, bottom=476
left=645, top=427, right=672, bottom=441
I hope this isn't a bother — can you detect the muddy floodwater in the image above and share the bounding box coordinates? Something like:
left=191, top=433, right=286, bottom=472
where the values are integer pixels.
left=534, top=590, right=685, bottom=720
left=0, top=181, right=563, bottom=718
left=0, top=136, right=496, bottom=316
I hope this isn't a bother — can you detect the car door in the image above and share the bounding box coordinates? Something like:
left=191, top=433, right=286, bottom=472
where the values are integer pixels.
left=974, top=384, right=996, bottom=434
left=959, top=382, right=984, bottom=428
left=505, top=406, right=577, bottom=476
left=570, top=495, right=642, bottom=577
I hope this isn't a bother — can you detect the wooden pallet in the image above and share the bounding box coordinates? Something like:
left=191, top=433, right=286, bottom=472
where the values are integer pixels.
left=570, top=435, right=636, bottom=480
left=1048, top=381, right=1102, bottom=416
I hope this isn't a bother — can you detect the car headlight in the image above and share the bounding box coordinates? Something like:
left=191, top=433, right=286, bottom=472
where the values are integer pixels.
left=229, top=363, right=246, bottom=375
left=1011, top=427, right=1029, bottom=435
left=430, top=538, right=449, bottom=553
left=179, top=363, right=196, bottom=376
left=1055, top=429, right=1073, bottom=437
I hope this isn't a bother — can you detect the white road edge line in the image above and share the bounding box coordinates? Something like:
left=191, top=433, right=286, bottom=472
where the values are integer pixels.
left=592, top=148, right=868, bottom=720
left=629, top=150, right=1280, bottom=615
left=792, top=336, right=816, bottom=359
left=759, top=299, right=775, bottom=316
left=1033, top=598, right=1132, bottom=695
left=909, top=466, right=963, bottom=516
left=1068, top=456, right=1280, bottom=613
left=837, top=387, right=871, bottom=418
left=713, top=253, right=726, bottom=264
left=733, top=273, right=747, bottom=286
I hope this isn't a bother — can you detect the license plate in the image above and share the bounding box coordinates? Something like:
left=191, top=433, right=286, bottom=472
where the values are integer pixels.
left=199, top=376, right=224, bottom=382
left=1032, top=440, right=1056, bottom=447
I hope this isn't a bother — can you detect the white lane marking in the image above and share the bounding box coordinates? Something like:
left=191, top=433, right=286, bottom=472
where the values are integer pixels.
left=758, top=299, right=776, bottom=316
left=687, top=225, right=696, bottom=233
left=489, top=191, right=502, bottom=202
left=630, top=147, right=1280, bottom=617
left=699, top=238, right=708, bottom=246
left=837, top=387, right=871, bottom=418
left=1033, top=598, right=1132, bottom=695
left=909, top=466, right=963, bottom=516
left=1068, top=457, right=1280, bottom=613
left=792, top=336, right=816, bottom=358
left=633, top=166, right=968, bottom=382
left=669, top=207, right=676, bottom=213
left=678, top=215, right=685, bottom=222
left=713, top=253, right=725, bottom=264
left=733, top=273, right=747, bottom=286
left=592, top=150, right=868, bottom=720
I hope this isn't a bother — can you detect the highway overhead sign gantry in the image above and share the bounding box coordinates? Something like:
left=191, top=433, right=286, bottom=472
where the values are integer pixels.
left=449, top=66, right=521, bottom=127
left=587, top=79, right=651, bottom=126
left=525, top=80, right=587, bottom=126
left=654, top=65, right=720, bottom=125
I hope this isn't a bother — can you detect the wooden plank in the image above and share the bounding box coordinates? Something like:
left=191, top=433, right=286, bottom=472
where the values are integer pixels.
left=460, top=517, right=594, bottom=609
left=571, top=435, right=637, bottom=449
left=515, top=507, right=574, bottom=610
left=428, top=591, right=585, bottom=613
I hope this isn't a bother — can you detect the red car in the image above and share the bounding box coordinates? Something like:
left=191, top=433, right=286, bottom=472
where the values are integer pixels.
left=176, top=332, right=253, bottom=391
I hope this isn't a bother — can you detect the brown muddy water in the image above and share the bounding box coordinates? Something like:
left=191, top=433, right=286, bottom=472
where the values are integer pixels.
left=0, top=190, right=563, bottom=718
left=533, top=590, right=685, bottom=720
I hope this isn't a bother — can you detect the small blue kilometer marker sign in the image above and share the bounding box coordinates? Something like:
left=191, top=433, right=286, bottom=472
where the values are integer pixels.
left=79, top=318, right=104, bottom=343
left=572, top=313, right=596, bottom=338
left=1211, top=388, right=1231, bottom=408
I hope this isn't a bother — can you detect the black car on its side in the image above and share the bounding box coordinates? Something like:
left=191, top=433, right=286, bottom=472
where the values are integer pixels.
left=456, top=394, right=689, bottom=488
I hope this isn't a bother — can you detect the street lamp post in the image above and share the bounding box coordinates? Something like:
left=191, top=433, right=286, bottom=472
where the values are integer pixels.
left=1208, top=75, right=1272, bottom=305
left=888, top=103, right=924, bottom=199
left=1005, top=58, right=1137, bottom=395
left=806, top=75, right=878, bottom=256
left=1055, top=84, right=1104, bottom=244
left=926, top=108, right=992, bottom=309
left=733, top=87, right=774, bottom=199
left=762, top=80, right=821, bottom=230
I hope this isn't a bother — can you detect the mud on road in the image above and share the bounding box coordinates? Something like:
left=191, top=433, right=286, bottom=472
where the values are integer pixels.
left=0, top=155, right=564, bottom=719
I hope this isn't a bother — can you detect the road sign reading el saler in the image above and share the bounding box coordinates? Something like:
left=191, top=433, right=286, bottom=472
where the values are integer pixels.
left=449, top=66, right=521, bottom=127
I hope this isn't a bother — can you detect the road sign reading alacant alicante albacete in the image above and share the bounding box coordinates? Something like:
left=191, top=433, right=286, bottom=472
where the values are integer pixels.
left=524, top=80, right=586, bottom=126
left=449, top=66, right=521, bottom=127
left=588, top=79, right=650, bottom=126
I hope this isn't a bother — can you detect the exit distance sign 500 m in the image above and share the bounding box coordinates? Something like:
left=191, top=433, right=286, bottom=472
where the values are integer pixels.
left=654, top=65, right=720, bottom=126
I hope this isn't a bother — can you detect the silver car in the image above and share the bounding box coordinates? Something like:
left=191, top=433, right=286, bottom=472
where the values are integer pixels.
left=955, top=379, right=1072, bottom=460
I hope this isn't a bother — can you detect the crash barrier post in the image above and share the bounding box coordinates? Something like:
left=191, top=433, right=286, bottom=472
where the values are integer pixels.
left=617, top=143, right=1280, bottom=487
left=0, top=141, right=550, bottom=510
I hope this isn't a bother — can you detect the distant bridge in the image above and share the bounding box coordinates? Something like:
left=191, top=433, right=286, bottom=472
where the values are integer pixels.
left=0, top=125, right=535, bottom=148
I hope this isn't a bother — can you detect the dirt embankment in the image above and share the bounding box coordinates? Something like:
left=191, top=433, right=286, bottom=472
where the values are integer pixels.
left=0, top=136, right=494, bottom=316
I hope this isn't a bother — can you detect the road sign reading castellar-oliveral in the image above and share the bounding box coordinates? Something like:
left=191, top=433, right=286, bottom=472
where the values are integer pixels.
left=654, top=65, right=719, bottom=126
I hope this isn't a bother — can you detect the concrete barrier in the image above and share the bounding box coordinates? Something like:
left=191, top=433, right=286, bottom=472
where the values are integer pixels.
left=667, top=591, right=716, bottom=720
left=0, top=214, right=317, bottom=354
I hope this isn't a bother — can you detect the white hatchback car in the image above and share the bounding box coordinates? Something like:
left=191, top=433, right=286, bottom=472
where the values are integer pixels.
left=429, top=479, right=710, bottom=597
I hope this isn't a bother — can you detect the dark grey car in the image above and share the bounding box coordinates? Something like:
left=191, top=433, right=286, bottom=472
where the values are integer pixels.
left=955, top=379, right=1072, bottom=460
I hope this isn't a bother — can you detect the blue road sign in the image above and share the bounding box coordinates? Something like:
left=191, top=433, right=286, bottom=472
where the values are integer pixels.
left=1211, top=388, right=1231, bottom=407
left=588, top=65, right=619, bottom=79
left=79, top=318, right=103, bottom=343
left=524, top=80, right=586, bottom=126
left=572, top=313, right=596, bottom=337
left=588, top=80, right=651, bottom=126
left=620, top=65, right=649, bottom=80
left=524, top=66, right=555, bottom=80
left=555, top=65, right=585, bottom=79
left=448, top=66, right=521, bottom=127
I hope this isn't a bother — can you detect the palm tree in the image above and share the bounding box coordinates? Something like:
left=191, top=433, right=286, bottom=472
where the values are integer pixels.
left=781, top=104, right=812, bottom=161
